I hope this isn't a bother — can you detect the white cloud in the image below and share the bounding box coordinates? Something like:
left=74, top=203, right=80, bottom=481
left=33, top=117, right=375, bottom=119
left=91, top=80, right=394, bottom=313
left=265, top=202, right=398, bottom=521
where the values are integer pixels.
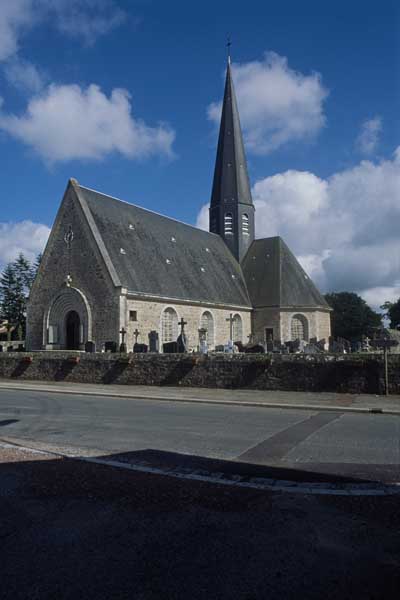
left=195, top=147, right=400, bottom=308
left=0, top=221, right=50, bottom=267
left=195, top=204, right=209, bottom=231
left=0, top=1, right=35, bottom=62
left=356, top=116, right=382, bottom=155
left=207, top=52, right=328, bottom=154
left=4, top=59, right=45, bottom=93
left=0, top=1, right=125, bottom=65
left=0, top=83, right=175, bottom=163
left=40, top=0, right=126, bottom=46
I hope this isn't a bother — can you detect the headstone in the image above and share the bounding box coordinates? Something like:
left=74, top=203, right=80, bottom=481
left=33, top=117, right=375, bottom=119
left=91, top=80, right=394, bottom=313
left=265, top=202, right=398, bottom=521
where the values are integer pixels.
left=224, top=340, right=234, bottom=353
left=133, top=343, right=148, bottom=353
left=292, top=339, right=301, bottom=352
left=148, top=331, right=159, bottom=353
left=266, top=340, right=274, bottom=352
left=17, top=344, right=25, bottom=352
left=119, top=328, right=127, bottom=353
left=163, top=341, right=179, bottom=353
left=244, top=344, right=265, bottom=354
left=85, top=341, right=96, bottom=353
left=198, top=327, right=208, bottom=355
left=177, top=332, right=188, bottom=353
left=0, top=345, right=3, bottom=352
left=215, top=344, right=224, bottom=352
left=105, top=341, right=117, bottom=353
left=304, top=343, right=319, bottom=354
left=7, top=346, right=13, bottom=352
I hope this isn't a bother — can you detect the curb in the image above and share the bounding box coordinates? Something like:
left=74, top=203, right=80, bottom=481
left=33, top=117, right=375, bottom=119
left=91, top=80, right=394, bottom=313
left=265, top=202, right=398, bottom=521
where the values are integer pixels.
left=1, top=438, right=399, bottom=497
left=0, top=382, right=400, bottom=415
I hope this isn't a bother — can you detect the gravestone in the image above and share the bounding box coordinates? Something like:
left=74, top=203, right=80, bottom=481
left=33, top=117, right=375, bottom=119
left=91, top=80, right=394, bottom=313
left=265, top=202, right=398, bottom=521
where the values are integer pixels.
left=198, top=327, right=208, bottom=355
left=244, top=344, right=265, bottom=354
left=215, top=344, right=224, bottom=352
left=134, top=343, right=148, bottom=353
left=177, top=332, right=188, bottom=353
left=148, top=331, right=159, bottom=353
left=7, top=346, right=13, bottom=352
left=105, top=341, right=117, bottom=353
left=163, top=341, right=179, bottom=353
left=0, top=345, right=3, bottom=352
left=85, top=341, right=96, bottom=353
left=16, top=344, right=25, bottom=352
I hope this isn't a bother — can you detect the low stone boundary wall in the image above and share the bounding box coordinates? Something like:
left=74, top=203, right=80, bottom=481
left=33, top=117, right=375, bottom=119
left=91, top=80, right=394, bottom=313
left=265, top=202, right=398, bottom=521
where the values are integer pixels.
left=0, top=352, right=399, bottom=395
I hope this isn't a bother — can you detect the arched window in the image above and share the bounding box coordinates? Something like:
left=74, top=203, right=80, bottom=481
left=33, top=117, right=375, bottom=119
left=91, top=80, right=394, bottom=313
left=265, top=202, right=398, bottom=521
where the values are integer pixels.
left=224, top=213, right=233, bottom=235
left=200, top=311, right=215, bottom=347
left=162, top=307, right=178, bottom=344
left=291, top=314, right=309, bottom=342
left=232, top=313, right=243, bottom=343
left=242, top=213, right=249, bottom=236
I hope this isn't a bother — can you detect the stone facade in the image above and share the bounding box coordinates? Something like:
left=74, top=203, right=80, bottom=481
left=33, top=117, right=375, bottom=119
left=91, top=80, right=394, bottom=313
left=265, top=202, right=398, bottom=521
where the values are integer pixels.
left=26, top=186, right=120, bottom=351
left=252, top=308, right=331, bottom=344
left=124, top=297, right=251, bottom=351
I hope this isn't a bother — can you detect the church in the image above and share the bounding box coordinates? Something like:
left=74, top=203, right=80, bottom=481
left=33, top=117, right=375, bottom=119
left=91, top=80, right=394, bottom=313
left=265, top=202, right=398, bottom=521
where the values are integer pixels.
left=26, top=59, right=331, bottom=352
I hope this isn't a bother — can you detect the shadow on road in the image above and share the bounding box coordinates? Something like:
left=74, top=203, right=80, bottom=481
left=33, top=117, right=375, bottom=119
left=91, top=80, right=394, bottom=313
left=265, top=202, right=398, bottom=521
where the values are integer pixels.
left=0, top=449, right=399, bottom=600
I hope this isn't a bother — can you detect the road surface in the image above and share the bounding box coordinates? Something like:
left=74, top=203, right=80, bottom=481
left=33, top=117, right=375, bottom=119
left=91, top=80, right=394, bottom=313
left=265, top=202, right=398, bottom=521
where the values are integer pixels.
left=0, top=387, right=399, bottom=483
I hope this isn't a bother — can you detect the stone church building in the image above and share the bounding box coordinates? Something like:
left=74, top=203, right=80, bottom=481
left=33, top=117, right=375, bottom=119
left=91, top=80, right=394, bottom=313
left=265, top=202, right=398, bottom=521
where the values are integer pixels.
left=26, top=59, right=331, bottom=352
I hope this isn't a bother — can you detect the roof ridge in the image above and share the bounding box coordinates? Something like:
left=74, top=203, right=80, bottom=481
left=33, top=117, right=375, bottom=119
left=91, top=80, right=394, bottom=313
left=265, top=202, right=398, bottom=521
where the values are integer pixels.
left=78, top=184, right=219, bottom=237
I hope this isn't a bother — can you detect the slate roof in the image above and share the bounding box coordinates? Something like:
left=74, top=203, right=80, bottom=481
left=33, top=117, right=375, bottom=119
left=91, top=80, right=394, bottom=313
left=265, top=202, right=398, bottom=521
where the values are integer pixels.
left=241, top=237, right=330, bottom=309
left=210, top=60, right=253, bottom=208
left=75, top=184, right=251, bottom=308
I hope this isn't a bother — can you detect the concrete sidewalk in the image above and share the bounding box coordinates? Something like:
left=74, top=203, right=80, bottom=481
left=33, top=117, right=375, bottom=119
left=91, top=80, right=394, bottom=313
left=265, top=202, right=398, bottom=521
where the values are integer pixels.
left=1, top=379, right=400, bottom=414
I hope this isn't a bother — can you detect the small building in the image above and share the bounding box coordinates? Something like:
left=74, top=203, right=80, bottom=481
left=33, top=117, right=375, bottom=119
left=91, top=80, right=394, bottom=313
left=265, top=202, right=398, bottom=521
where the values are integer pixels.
left=27, top=59, right=330, bottom=352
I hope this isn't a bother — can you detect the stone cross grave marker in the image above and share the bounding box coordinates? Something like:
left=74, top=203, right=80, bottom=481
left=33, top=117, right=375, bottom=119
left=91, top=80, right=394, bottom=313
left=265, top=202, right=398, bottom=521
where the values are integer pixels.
left=119, top=327, right=127, bottom=353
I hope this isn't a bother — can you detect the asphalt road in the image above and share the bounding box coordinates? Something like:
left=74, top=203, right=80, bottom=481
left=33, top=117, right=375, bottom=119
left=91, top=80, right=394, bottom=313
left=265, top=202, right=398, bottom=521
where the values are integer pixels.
left=0, top=388, right=399, bottom=483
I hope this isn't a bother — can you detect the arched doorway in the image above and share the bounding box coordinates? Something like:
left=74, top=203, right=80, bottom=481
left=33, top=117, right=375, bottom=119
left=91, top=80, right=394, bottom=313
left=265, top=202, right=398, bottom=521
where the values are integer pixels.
left=46, top=286, right=92, bottom=350
left=65, top=311, right=80, bottom=350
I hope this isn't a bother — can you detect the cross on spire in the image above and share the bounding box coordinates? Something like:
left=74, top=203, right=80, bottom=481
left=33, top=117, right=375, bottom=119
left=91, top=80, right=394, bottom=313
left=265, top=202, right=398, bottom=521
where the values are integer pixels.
left=226, top=36, right=232, bottom=62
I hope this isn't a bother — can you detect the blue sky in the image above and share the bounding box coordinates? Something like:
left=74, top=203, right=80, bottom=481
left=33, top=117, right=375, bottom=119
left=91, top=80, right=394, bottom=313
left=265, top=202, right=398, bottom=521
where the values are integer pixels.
left=0, top=0, right=399, bottom=308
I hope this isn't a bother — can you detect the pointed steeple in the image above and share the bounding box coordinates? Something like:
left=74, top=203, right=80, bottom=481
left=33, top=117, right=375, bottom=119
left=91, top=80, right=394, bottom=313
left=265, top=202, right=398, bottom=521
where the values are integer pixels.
left=209, top=58, right=255, bottom=262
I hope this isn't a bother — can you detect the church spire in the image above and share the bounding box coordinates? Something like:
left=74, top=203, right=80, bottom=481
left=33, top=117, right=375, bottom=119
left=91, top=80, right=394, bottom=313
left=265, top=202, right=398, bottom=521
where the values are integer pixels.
left=209, top=57, right=255, bottom=263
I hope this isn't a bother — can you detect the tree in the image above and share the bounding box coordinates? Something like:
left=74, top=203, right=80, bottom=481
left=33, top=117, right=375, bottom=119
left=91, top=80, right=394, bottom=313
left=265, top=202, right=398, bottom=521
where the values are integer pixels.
left=14, top=253, right=35, bottom=293
left=381, top=299, right=400, bottom=329
left=324, top=292, right=382, bottom=341
left=0, top=253, right=37, bottom=339
left=0, top=263, right=20, bottom=324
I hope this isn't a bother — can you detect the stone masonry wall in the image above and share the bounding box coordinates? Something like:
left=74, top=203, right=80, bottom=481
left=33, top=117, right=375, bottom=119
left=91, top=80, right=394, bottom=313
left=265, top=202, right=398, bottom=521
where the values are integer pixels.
left=1, top=352, right=399, bottom=395
left=252, top=308, right=331, bottom=343
left=125, top=298, right=252, bottom=351
left=280, top=310, right=331, bottom=342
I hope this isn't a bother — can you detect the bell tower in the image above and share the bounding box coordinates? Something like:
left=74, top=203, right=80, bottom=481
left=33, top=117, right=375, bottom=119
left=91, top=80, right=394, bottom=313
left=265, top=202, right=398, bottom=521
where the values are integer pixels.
left=209, top=57, right=255, bottom=262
